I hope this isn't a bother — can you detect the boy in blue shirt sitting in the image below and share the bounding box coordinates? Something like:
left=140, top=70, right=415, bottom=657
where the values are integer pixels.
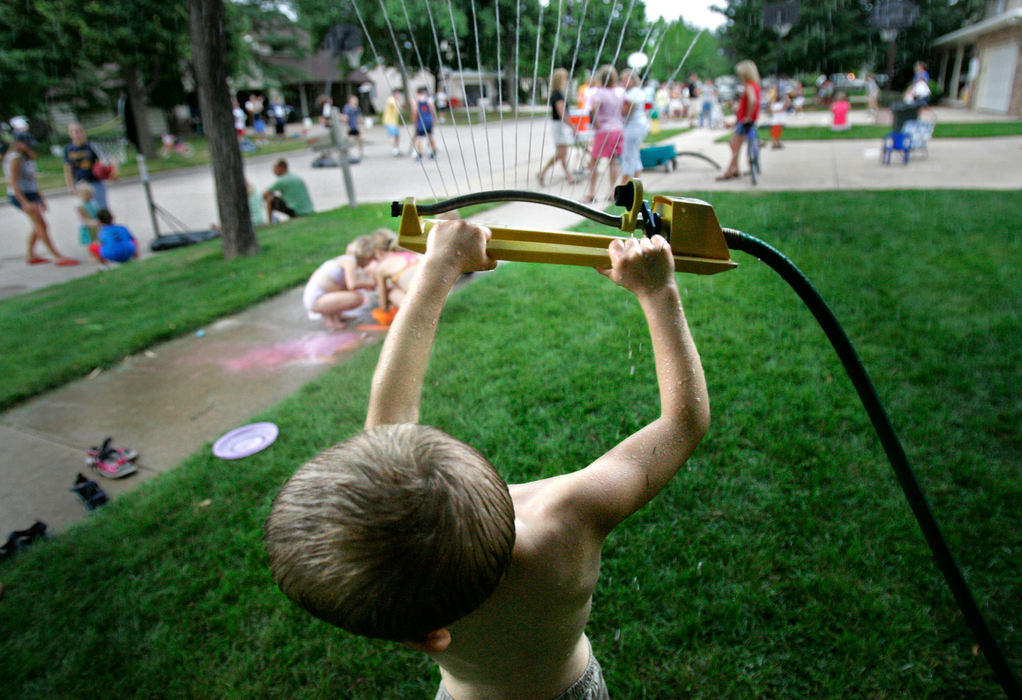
left=88, top=209, right=138, bottom=266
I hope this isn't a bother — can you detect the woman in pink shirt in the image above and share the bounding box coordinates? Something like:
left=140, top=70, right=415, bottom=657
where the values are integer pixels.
left=717, top=60, right=761, bottom=181
left=583, top=65, right=624, bottom=203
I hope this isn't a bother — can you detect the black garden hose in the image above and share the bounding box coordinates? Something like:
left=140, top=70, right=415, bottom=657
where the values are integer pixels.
left=722, top=227, right=1021, bottom=700
left=392, top=189, right=622, bottom=229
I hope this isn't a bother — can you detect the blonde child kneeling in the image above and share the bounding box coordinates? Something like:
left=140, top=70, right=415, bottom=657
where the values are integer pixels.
left=302, top=235, right=379, bottom=330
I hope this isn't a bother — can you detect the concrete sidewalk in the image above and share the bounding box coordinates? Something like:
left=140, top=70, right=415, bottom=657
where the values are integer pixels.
left=1, top=105, right=1019, bottom=535
left=0, top=200, right=583, bottom=536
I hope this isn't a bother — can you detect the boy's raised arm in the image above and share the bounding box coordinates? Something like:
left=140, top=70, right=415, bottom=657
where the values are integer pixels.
left=365, top=221, right=496, bottom=428
left=569, top=235, right=710, bottom=535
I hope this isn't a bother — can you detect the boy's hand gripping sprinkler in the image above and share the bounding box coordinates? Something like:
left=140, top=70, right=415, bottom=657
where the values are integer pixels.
left=391, top=179, right=737, bottom=276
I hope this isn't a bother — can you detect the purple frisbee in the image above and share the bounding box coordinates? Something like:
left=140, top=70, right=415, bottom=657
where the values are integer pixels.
left=212, top=422, right=279, bottom=459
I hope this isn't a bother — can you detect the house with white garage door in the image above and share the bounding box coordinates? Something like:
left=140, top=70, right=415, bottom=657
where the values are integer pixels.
left=932, top=0, right=1022, bottom=116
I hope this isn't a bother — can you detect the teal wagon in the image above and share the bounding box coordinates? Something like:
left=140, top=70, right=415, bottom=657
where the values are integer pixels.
left=640, top=145, right=720, bottom=172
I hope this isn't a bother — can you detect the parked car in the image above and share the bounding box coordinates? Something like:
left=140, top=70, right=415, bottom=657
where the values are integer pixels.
left=715, top=75, right=739, bottom=102
left=830, top=72, right=866, bottom=90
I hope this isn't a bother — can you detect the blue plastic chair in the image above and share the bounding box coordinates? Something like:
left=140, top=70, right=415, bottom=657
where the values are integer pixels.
left=882, top=131, right=912, bottom=165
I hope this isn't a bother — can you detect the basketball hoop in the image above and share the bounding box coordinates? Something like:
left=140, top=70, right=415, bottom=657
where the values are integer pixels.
left=92, top=137, right=128, bottom=166
left=763, top=1, right=799, bottom=38
left=869, top=0, right=919, bottom=33
left=345, top=46, right=364, bottom=69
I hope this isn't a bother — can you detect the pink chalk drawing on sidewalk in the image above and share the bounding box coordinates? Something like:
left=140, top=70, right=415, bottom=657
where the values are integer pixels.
left=217, top=332, right=365, bottom=372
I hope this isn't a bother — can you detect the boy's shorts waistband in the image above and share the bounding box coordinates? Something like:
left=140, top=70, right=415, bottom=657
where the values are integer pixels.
left=434, top=649, right=609, bottom=700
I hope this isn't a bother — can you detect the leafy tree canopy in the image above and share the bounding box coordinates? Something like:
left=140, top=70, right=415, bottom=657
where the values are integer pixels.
left=715, top=0, right=984, bottom=86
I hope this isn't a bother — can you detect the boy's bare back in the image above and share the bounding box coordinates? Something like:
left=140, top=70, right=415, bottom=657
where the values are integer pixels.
left=380, top=225, right=706, bottom=698
left=427, top=476, right=605, bottom=699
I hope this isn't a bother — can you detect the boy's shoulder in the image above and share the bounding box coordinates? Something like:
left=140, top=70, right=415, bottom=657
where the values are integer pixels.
left=100, top=223, right=134, bottom=239
left=509, top=473, right=605, bottom=556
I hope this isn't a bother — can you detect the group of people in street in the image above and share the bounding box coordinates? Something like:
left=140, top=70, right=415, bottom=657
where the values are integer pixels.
left=538, top=64, right=748, bottom=199
left=2, top=113, right=317, bottom=273
left=3, top=120, right=139, bottom=268
left=342, top=86, right=443, bottom=162
left=234, top=92, right=290, bottom=151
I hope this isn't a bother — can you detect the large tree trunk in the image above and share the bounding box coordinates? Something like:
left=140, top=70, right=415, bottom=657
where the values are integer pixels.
left=188, top=0, right=259, bottom=259
left=121, top=64, right=158, bottom=160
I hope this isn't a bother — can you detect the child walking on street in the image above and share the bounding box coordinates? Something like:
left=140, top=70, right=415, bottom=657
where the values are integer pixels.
left=412, top=87, right=438, bottom=160
left=768, top=86, right=791, bottom=149
left=266, top=220, right=710, bottom=700
left=342, top=95, right=364, bottom=159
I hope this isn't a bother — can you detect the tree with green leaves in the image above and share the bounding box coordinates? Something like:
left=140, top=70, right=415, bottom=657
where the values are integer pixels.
left=715, top=0, right=984, bottom=86
left=35, top=0, right=192, bottom=157
left=0, top=0, right=80, bottom=121
left=646, top=19, right=729, bottom=84
left=190, top=0, right=258, bottom=260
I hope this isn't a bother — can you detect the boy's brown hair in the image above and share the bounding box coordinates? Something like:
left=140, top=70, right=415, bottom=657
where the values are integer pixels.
left=265, top=423, right=515, bottom=641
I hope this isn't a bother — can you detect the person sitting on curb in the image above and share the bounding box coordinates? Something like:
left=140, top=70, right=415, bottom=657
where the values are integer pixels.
left=263, top=158, right=314, bottom=224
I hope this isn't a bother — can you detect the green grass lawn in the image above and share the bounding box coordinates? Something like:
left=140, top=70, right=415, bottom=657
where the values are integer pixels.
left=0, top=201, right=497, bottom=411
left=645, top=126, right=691, bottom=143
left=0, top=191, right=1019, bottom=697
left=0, top=207, right=391, bottom=410
left=764, top=120, right=1022, bottom=142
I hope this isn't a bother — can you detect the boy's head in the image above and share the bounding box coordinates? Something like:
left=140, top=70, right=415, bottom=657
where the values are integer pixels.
left=96, top=208, right=114, bottom=225
left=76, top=181, right=94, bottom=201
left=67, top=122, right=86, bottom=145
left=347, top=95, right=359, bottom=107
left=265, top=423, right=515, bottom=642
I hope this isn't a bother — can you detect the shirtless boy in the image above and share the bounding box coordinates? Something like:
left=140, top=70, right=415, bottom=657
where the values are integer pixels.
left=265, top=220, right=709, bottom=699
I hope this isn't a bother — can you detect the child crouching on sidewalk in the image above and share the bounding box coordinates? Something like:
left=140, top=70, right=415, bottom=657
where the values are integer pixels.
left=89, top=209, right=138, bottom=266
left=266, top=220, right=710, bottom=699
left=302, top=234, right=380, bottom=329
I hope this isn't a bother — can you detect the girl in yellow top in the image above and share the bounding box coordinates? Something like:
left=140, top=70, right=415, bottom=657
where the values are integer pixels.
left=383, top=89, right=402, bottom=156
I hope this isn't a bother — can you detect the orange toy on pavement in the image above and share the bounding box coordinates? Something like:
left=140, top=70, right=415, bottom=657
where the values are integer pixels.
left=372, top=307, right=399, bottom=326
